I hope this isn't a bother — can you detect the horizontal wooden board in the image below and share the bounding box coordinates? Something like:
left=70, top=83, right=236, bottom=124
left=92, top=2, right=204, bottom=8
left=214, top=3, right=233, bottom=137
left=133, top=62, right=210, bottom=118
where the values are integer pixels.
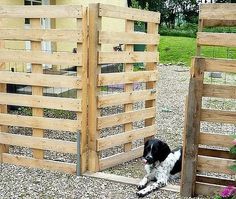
left=0, top=29, right=82, bottom=42
left=201, top=109, right=236, bottom=124
left=99, top=4, right=160, bottom=23
left=97, top=107, right=156, bottom=129
left=198, top=147, right=236, bottom=160
left=196, top=175, right=236, bottom=187
left=197, top=155, right=235, bottom=175
left=203, top=84, right=236, bottom=99
left=99, top=52, right=158, bottom=64
left=0, top=132, right=77, bottom=154
left=99, top=31, right=159, bottom=45
left=98, top=90, right=156, bottom=108
left=0, top=93, right=81, bottom=112
left=199, top=132, right=234, bottom=148
left=196, top=182, right=226, bottom=196
left=2, top=153, right=76, bottom=174
left=84, top=172, right=180, bottom=193
left=99, top=146, right=143, bottom=170
left=203, top=57, right=236, bottom=73
left=0, top=50, right=82, bottom=66
left=199, top=3, right=236, bottom=21
left=0, top=71, right=81, bottom=89
left=203, top=19, right=236, bottom=27
left=0, top=5, right=82, bottom=18
left=98, top=71, right=158, bottom=86
left=0, top=113, right=80, bottom=132
left=197, top=32, right=236, bottom=47
left=97, top=125, right=156, bottom=151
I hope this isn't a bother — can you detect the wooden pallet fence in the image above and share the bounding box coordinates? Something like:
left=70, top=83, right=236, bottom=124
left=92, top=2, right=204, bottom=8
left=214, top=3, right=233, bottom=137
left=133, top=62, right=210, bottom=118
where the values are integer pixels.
left=88, top=3, right=160, bottom=172
left=0, top=5, right=87, bottom=174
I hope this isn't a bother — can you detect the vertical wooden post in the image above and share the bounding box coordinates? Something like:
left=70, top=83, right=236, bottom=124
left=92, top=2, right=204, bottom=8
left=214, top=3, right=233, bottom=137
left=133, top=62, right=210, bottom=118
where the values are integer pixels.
left=88, top=3, right=101, bottom=172
left=0, top=27, right=8, bottom=164
left=180, top=57, right=205, bottom=197
left=78, top=7, right=88, bottom=174
left=31, top=18, right=44, bottom=159
left=144, top=22, right=158, bottom=142
left=124, top=20, right=134, bottom=152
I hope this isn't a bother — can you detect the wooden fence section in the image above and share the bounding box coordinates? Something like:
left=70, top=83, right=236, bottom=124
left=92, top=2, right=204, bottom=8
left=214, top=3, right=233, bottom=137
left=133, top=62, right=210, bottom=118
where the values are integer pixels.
left=88, top=4, right=159, bottom=172
left=181, top=4, right=236, bottom=197
left=0, top=5, right=87, bottom=174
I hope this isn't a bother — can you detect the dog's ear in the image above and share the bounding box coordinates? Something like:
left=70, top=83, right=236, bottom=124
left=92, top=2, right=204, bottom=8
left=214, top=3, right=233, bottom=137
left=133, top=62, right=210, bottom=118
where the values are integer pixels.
left=153, top=141, right=171, bottom=162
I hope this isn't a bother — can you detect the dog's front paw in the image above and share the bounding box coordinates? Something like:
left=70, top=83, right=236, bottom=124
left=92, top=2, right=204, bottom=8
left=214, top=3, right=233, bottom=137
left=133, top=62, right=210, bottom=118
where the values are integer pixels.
left=137, top=177, right=148, bottom=190
left=136, top=189, right=151, bottom=197
left=137, top=184, right=146, bottom=190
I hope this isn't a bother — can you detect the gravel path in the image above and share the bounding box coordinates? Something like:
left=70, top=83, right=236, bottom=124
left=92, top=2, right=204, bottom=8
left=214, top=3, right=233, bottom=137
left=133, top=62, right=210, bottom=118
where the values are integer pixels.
left=0, top=64, right=209, bottom=199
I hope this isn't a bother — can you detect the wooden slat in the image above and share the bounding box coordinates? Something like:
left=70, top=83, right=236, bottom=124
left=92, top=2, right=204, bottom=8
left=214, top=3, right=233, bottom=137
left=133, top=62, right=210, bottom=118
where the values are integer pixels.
left=0, top=113, right=80, bottom=132
left=0, top=93, right=81, bottom=112
left=0, top=71, right=81, bottom=89
left=201, top=109, right=236, bottom=124
left=98, top=71, right=158, bottom=86
left=99, top=51, right=158, bottom=64
left=198, top=147, right=236, bottom=160
left=203, top=19, right=236, bottom=27
left=197, top=155, right=235, bottom=175
left=97, top=107, right=156, bottom=129
left=99, top=146, right=143, bottom=170
left=0, top=50, right=82, bottom=66
left=84, top=172, right=180, bottom=193
left=197, top=32, right=236, bottom=47
left=203, top=84, right=236, bottom=99
left=99, top=31, right=159, bottom=45
left=204, top=58, right=236, bottom=73
left=98, top=90, right=156, bottom=108
left=195, top=182, right=226, bottom=196
left=97, top=125, right=157, bottom=151
left=99, top=4, right=160, bottom=23
left=197, top=175, right=236, bottom=187
left=181, top=58, right=205, bottom=197
left=199, top=4, right=236, bottom=21
left=0, top=29, right=82, bottom=42
left=2, top=153, right=76, bottom=174
left=0, top=132, right=77, bottom=154
left=199, top=132, right=234, bottom=148
left=0, top=5, right=82, bottom=18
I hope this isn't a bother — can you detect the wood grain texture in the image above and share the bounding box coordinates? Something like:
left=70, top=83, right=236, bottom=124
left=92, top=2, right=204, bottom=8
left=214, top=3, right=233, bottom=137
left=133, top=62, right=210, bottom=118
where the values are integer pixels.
left=203, top=84, right=236, bottom=99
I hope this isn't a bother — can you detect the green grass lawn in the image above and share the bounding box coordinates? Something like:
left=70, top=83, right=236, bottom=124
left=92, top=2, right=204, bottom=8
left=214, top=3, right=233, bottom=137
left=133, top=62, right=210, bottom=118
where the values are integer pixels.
left=159, top=36, right=236, bottom=66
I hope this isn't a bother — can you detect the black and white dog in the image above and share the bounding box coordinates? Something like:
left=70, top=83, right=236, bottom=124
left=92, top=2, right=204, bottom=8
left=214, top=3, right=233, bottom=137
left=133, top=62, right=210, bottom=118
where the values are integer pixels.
left=137, top=138, right=182, bottom=197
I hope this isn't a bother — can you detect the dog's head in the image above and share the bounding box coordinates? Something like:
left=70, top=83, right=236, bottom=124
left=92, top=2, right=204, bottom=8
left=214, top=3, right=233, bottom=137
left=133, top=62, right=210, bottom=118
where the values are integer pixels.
left=142, top=139, right=171, bottom=164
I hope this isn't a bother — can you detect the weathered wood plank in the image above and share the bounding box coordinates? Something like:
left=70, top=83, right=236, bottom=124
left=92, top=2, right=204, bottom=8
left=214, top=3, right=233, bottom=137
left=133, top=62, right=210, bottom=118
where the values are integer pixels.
left=199, top=132, right=234, bottom=148
left=99, top=146, right=143, bottom=170
left=97, top=107, right=156, bottom=129
left=0, top=93, right=81, bottom=112
left=201, top=109, right=236, bottom=124
left=195, top=182, right=226, bottom=196
left=204, top=58, right=236, bottom=73
left=98, top=71, right=158, bottom=86
left=197, top=32, right=236, bottom=47
left=99, top=52, right=158, bottom=64
left=197, top=155, right=235, bottom=175
left=0, top=5, right=82, bottom=18
left=99, top=31, right=159, bottom=45
left=199, top=3, right=236, bottom=21
left=196, top=175, right=236, bottom=187
left=0, top=71, right=81, bottom=89
left=0, top=29, right=82, bottom=42
left=98, top=90, right=156, bottom=108
left=203, top=19, right=236, bottom=27
left=203, top=84, right=236, bottom=99
left=0, top=113, right=80, bottom=132
left=97, top=125, right=156, bottom=151
left=198, top=147, right=236, bottom=160
left=2, top=153, right=76, bottom=174
left=99, top=4, right=160, bottom=23
left=0, top=132, right=77, bottom=154
left=181, top=58, right=205, bottom=197
left=0, top=50, right=82, bottom=66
